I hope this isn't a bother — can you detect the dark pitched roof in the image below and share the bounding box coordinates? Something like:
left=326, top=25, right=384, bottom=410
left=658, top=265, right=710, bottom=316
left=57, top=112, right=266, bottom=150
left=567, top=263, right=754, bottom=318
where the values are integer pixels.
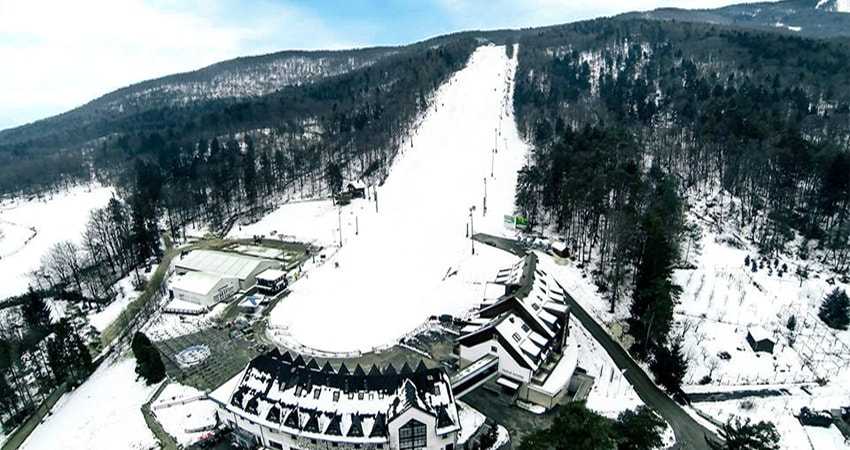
left=368, top=364, right=382, bottom=377
left=353, top=364, right=366, bottom=377
left=436, top=406, right=454, bottom=428
left=347, top=415, right=364, bottom=437
left=284, top=408, right=300, bottom=429
left=293, top=354, right=306, bottom=367
left=325, top=413, right=342, bottom=436
left=338, top=362, right=350, bottom=375
left=307, top=358, right=321, bottom=371
left=383, top=364, right=397, bottom=376
left=321, top=362, right=335, bottom=373
left=304, top=411, right=320, bottom=433
left=370, top=412, right=388, bottom=438
left=281, top=351, right=293, bottom=363
left=267, top=404, right=282, bottom=424
left=415, top=360, right=428, bottom=373
left=400, top=362, right=413, bottom=374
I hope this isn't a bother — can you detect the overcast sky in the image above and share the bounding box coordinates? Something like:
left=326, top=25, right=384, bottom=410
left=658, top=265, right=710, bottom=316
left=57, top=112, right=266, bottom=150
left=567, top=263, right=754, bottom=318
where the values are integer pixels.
left=0, top=0, right=765, bottom=131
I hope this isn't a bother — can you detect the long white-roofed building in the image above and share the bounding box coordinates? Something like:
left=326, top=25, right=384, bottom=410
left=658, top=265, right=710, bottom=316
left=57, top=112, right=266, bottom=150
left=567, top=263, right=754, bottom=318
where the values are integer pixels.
left=210, top=350, right=472, bottom=450
left=174, top=249, right=281, bottom=291
left=455, top=253, right=581, bottom=410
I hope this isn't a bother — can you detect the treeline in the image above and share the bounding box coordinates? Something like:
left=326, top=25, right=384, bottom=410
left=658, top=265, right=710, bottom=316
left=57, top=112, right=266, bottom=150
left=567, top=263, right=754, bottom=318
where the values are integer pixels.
left=87, top=37, right=477, bottom=237
left=1, top=291, right=93, bottom=430
left=512, top=19, right=850, bottom=381
left=515, top=20, right=850, bottom=266
left=0, top=38, right=478, bottom=200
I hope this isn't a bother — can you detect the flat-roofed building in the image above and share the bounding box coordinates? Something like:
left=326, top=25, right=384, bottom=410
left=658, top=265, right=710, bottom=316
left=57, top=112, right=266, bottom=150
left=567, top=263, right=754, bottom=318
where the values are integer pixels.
left=169, top=271, right=237, bottom=308
left=175, top=250, right=281, bottom=291
left=256, top=268, right=288, bottom=297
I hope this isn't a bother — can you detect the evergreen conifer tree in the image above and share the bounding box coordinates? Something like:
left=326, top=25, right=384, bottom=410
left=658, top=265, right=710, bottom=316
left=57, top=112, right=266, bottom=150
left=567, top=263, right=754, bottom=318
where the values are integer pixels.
left=712, top=417, right=780, bottom=450
left=614, top=406, right=666, bottom=450
left=131, top=332, right=165, bottom=384
left=650, top=339, right=688, bottom=395
left=819, top=288, right=849, bottom=330
left=22, top=288, right=52, bottom=330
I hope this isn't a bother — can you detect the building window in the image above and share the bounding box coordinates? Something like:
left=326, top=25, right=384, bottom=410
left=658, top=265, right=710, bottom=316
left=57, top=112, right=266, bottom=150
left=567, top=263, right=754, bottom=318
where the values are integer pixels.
left=399, top=419, right=427, bottom=450
left=268, top=441, right=284, bottom=450
left=446, top=445, right=454, bottom=450
left=378, top=444, right=384, bottom=449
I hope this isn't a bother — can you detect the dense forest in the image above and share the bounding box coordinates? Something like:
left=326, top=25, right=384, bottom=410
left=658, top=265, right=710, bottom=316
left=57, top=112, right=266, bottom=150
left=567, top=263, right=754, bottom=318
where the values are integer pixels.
left=512, top=19, right=850, bottom=371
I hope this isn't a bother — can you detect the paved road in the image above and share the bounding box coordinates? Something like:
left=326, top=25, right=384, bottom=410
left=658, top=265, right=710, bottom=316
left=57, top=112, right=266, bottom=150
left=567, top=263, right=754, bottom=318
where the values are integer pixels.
left=474, top=233, right=721, bottom=450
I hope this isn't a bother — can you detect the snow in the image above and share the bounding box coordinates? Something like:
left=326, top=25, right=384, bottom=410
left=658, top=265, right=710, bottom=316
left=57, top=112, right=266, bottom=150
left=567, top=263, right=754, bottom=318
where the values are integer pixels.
left=817, top=0, right=850, bottom=13
left=19, top=357, right=158, bottom=450
left=694, top=394, right=850, bottom=450
left=144, top=302, right=228, bottom=341
left=0, top=184, right=113, bottom=299
left=572, top=316, right=644, bottom=418
left=456, top=401, right=487, bottom=444
left=262, top=44, right=527, bottom=353
left=151, top=383, right=218, bottom=447
left=87, top=267, right=158, bottom=332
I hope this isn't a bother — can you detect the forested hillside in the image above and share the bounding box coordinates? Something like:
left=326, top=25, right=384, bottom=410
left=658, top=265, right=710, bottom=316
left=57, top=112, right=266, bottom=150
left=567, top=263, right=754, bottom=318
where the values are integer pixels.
left=512, top=19, right=850, bottom=363
left=0, top=37, right=479, bottom=309
left=622, top=0, right=850, bottom=38
left=0, top=45, right=421, bottom=195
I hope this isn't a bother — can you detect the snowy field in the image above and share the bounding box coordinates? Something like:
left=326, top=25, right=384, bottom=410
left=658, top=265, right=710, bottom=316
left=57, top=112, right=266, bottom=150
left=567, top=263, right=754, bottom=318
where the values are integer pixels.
left=151, top=383, right=218, bottom=447
left=20, top=356, right=158, bottom=450
left=695, top=388, right=850, bottom=450
left=0, top=184, right=113, bottom=299
left=263, top=44, right=527, bottom=353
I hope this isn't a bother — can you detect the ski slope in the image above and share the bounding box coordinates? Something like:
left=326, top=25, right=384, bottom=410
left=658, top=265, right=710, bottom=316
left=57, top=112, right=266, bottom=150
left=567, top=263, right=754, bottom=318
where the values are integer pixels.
left=267, top=44, right=527, bottom=353
left=0, top=184, right=113, bottom=299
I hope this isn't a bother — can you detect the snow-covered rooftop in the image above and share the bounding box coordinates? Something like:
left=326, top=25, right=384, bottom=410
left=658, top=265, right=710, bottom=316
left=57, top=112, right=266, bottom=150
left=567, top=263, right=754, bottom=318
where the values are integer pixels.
left=175, top=250, right=274, bottom=281
left=256, top=268, right=287, bottom=282
left=215, top=350, right=460, bottom=443
left=169, top=271, right=224, bottom=296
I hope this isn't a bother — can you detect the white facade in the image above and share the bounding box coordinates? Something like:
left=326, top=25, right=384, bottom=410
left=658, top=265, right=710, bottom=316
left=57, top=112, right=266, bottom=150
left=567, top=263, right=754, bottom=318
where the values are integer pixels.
left=169, top=271, right=238, bottom=307
left=210, top=351, right=463, bottom=450
left=456, top=254, right=577, bottom=411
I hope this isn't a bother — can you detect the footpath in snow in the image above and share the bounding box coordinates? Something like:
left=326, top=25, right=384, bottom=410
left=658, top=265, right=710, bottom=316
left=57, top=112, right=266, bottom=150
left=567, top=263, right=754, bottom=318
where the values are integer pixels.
left=262, top=44, right=527, bottom=353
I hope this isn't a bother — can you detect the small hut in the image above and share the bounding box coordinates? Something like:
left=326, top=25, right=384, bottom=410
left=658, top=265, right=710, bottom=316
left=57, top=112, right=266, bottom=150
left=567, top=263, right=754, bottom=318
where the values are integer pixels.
left=746, top=327, right=775, bottom=354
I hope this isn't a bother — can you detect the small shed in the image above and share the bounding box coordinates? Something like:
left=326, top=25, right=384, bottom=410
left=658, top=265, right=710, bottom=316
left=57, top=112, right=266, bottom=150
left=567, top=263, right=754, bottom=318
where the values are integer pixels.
left=746, top=327, right=775, bottom=354
left=551, top=241, right=568, bottom=258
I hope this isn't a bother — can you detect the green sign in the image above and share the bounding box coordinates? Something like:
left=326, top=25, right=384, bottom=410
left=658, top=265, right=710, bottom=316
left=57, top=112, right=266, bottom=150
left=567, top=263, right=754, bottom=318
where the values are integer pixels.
left=503, top=214, right=529, bottom=230
left=515, top=215, right=529, bottom=230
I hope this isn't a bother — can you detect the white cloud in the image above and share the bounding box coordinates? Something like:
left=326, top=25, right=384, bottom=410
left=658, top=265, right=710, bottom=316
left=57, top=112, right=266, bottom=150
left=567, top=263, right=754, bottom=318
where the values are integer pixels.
left=0, top=0, right=356, bottom=130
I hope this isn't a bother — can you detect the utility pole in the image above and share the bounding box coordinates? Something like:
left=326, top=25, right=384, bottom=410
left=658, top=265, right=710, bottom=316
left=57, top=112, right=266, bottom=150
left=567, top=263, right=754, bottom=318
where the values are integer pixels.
left=338, top=207, right=343, bottom=248
left=356, top=216, right=359, bottom=235
left=374, top=186, right=379, bottom=214
left=469, top=205, right=476, bottom=255
left=483, top=177, right=487, bottom=216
